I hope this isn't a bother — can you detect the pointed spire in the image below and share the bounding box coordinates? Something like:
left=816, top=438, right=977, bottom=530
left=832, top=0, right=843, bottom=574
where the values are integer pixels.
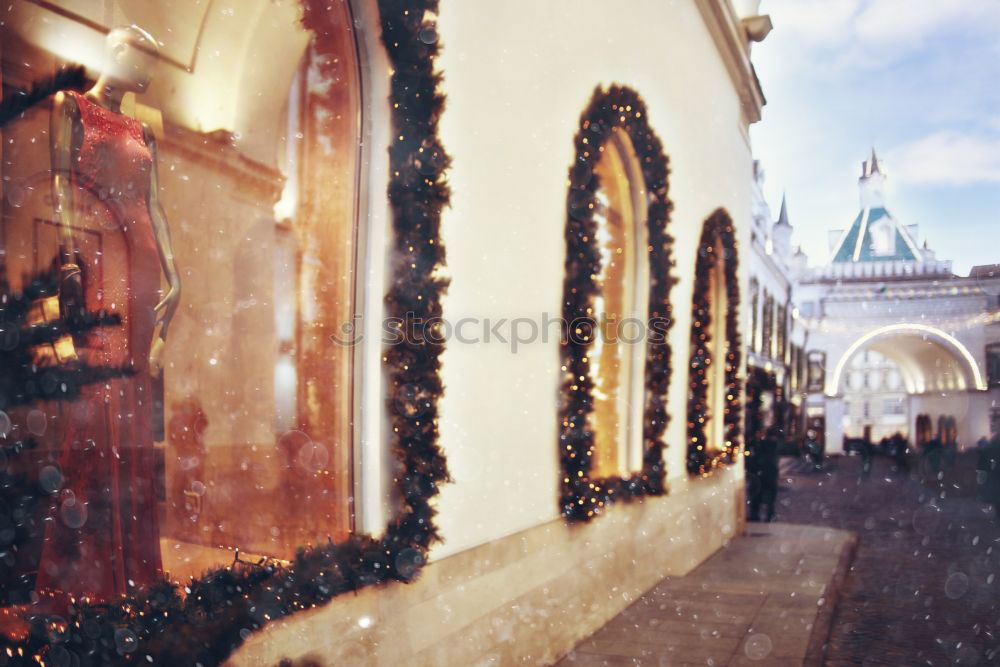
left=859, top=149, right=887, bottom=207
left=775, top=193, right=791, bottom=227
left=869, top=146, right=882, bottom=175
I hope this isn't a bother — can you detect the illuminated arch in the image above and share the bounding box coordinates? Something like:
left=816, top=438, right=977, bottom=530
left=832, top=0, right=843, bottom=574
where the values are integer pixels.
left=828, top=323, right=986, bottom=396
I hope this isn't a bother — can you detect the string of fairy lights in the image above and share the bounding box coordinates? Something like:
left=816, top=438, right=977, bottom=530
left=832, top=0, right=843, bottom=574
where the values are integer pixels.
left=686, top=210, right=743, bottom=476
left=558, top=85, right=676, bottom=521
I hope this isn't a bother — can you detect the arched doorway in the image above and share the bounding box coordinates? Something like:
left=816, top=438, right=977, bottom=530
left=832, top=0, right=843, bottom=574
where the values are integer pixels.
left=829, top=324, right=985, bottom=396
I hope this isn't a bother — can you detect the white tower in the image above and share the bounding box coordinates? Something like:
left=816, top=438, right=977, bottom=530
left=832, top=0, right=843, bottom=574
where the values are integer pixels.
left=772, top=194, right=792, bottom=260
left=859, top=147, right=886, bottom=209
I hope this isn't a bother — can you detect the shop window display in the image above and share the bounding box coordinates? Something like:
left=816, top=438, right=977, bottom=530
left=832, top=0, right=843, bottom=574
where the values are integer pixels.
left=0, top=0, right=361, bottom=619
left=33, top=24, right=176, bottom=607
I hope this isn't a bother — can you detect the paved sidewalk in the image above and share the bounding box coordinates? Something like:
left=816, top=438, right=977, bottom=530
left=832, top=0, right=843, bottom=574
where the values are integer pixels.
left=557, top=523, right=856, bottom=666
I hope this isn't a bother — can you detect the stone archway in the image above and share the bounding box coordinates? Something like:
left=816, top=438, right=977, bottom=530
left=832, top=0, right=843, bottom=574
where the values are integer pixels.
left=828, top=323, right=986, bottom=397
left=825, top=324, right=989, bottom=451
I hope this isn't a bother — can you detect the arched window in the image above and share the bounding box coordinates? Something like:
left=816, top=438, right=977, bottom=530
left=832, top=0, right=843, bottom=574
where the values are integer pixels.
left=152, top=0, right=365, bottom=576
left=558, top=86, right=675, bottom=520
left=761, top=291, right=773, bottom=358
left=915, top=413, right=933, bottom=447
left=686, top=209, right=742, bottom=475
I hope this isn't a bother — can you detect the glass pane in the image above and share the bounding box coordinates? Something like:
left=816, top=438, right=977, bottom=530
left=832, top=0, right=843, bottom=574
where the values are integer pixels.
left=707, top=238, right=729, bottom=455
left=0, top=0, right=360, bottom=615
left=589, top=129, right=647, bottom=478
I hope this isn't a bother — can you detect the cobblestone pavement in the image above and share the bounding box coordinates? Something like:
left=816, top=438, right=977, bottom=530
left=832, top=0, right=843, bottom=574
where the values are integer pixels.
left=777, top=453, right=1000, bottom=665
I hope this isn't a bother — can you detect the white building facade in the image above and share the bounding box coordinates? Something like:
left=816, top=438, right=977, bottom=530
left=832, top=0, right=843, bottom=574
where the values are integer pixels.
left=794, top=151, right=1000, bottom=453
left=745, top=162, right=809, bottom=442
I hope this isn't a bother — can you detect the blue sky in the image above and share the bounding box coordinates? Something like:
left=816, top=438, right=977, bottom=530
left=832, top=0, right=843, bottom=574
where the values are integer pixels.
left=750, top=0, right=1000, bottom=275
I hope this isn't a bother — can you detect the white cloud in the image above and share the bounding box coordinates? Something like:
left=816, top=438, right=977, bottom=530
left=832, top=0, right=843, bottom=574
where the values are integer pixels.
left=763, top=0, right=1000, bottom=69
left=753, top=1, right=1000, bottom=274
left=854, top=0, right=1000, bottom=47
left=765, top=0, right=862, bottom=46
left=888, top=131, right=1000, bottom=186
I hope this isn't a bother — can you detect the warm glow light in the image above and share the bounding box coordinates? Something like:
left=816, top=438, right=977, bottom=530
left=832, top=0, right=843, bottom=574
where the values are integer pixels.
left=827, top=323, right=987, bottom=396
left=23, top=10, right=107, bottom=76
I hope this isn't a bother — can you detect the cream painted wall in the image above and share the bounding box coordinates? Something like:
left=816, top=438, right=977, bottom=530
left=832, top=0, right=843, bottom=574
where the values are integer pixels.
left=429, top=0, right=754, bottom=559
left=231, top=466, right=745, bottom=666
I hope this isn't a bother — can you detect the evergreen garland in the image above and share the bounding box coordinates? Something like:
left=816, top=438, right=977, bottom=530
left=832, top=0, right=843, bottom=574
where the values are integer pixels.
left=0, top=0, right=451, bottom=664
left=685, top=209, right=743, bottom=475
left=0, top=66, right=86, bottom=128
left=0, top=438, right=45, bottom=606
left=0, top=267, right=130, bottom=411
left=558, top=85, right=676, bottom=521
left=0, top=264, right=130, bottom=609
left=376, top=0, right=452, bottom=549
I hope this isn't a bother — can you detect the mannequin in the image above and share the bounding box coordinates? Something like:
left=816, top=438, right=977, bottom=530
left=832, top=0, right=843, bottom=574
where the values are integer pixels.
left=36, top=25, right=180, bottom=605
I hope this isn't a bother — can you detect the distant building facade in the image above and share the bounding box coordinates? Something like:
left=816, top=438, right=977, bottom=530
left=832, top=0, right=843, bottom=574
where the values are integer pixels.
left=746, top=161, right=808, bottom=443
left=788, top=151, right=1000, bottom=452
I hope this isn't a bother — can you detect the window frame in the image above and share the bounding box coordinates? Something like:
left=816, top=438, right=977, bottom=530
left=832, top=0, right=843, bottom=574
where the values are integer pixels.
left=685, top=209, right=743, bottom=476
left=557, top=85, right=676, bottom=521
left=986, top=342, right=1000, bottom=388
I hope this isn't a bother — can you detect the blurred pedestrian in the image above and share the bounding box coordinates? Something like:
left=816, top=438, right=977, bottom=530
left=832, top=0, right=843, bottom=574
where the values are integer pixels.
left=923, top=436, right=943, bottom=475
left=944, top=438, right=958, bottom=467
left=749, top=425, right=780, bottom=522
left=860, top=437, right=874, bottom=478
left=805, top=429, right=823, bottom=471
left=890, top=432, right=909, bottom=472
left=976, top=434, right=1000, bottom=518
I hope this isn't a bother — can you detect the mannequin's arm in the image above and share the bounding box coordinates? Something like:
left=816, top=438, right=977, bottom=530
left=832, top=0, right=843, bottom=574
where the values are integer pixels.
left=145, top=126, right=181, bottom=341
left=50, top=92, right=83, bottom=312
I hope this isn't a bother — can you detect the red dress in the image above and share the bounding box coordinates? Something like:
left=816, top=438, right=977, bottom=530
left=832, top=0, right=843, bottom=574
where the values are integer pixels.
left=36, top=91, right=163, bottom=602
